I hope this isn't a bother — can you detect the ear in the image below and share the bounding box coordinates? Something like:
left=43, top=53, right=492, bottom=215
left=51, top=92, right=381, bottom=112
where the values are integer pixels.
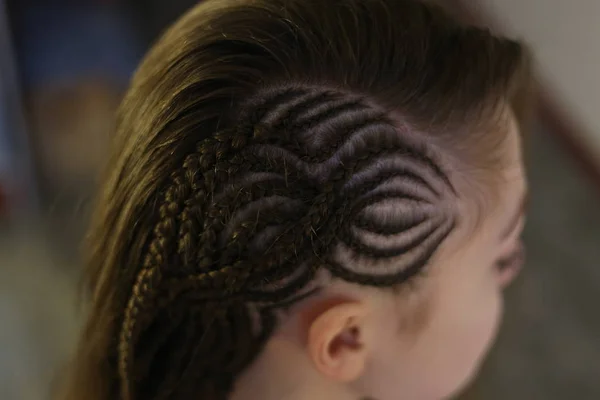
left=307, top=302, right=370, bottom=383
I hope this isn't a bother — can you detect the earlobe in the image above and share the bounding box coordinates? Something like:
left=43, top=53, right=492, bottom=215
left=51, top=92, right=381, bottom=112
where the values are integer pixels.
left=307, top=302, right=370, bottom=383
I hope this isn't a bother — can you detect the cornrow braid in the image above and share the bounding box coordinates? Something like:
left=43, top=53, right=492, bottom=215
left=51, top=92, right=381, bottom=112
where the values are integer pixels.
left=118, top=164, right=195, bottom=398
left=177, top=154, right=208, bottom=271
left=118, top=84, right=458, bottom=400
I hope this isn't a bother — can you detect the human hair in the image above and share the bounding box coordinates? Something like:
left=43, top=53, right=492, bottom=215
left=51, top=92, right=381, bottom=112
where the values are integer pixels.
left=59, top=0, right=532, bottom=399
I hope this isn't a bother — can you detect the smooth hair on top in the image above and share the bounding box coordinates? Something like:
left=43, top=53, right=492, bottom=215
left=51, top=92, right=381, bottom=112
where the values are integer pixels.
left=60, top=1, right=531, bottom=400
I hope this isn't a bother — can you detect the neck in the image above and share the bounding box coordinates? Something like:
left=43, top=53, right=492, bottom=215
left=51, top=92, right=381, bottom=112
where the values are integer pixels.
left=230, top=336, right=356, bottom=400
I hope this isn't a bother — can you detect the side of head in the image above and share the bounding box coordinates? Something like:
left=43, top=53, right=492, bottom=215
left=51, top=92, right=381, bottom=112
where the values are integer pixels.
left=60, top=1, right=532, bottom=399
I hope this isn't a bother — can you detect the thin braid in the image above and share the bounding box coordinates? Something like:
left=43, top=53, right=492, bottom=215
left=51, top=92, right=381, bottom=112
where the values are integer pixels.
left=194, top=122, right=263, bottom=273
left=119, top=145, right=223, bottom=398
left=118, top=169, right=191, bottom=399
left=177, top=154, right=208, bottom=271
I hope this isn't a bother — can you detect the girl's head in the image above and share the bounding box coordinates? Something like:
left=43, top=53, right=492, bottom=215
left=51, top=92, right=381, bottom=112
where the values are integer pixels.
left=63, top=0, right=532, bottom=399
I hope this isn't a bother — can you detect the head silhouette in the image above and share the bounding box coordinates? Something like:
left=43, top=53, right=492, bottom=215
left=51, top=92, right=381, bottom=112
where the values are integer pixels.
left=61, top=1, right=532, bottom=399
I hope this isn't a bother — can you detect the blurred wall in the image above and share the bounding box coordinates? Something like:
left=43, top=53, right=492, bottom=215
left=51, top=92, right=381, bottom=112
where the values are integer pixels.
left=475, top=0, right=600, bottom=164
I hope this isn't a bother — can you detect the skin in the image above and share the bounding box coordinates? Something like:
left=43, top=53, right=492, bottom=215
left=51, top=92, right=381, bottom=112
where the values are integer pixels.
left=230, top=109, right=528, bottom=400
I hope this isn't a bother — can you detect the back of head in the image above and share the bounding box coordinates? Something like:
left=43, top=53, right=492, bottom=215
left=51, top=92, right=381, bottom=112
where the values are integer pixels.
left=60, top=1, right=532, bottom=399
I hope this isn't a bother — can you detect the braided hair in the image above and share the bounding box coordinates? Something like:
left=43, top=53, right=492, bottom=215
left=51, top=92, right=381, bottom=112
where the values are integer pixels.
left=60, top=1, right=531, bottom=400
left=118, top=85, right=457, bottom=398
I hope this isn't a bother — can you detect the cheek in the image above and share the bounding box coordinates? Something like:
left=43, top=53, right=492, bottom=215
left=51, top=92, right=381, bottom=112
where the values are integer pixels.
left=405, top=262, right=504, bottom=399
left=451, top=279, right=503, bottom=373
left=444, top=253, right=503, bottom=348
left=361, top=268, right=503, bottom=400
left=429, top=262, right=504, bottom=397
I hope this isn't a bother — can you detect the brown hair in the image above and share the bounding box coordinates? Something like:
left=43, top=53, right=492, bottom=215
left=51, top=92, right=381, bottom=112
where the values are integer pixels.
left=59, top=0, right=531, bottom=399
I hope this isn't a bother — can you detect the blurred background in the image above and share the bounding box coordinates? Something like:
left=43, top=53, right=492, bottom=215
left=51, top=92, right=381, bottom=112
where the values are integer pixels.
left=0, top=0, right=598, bottom=399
